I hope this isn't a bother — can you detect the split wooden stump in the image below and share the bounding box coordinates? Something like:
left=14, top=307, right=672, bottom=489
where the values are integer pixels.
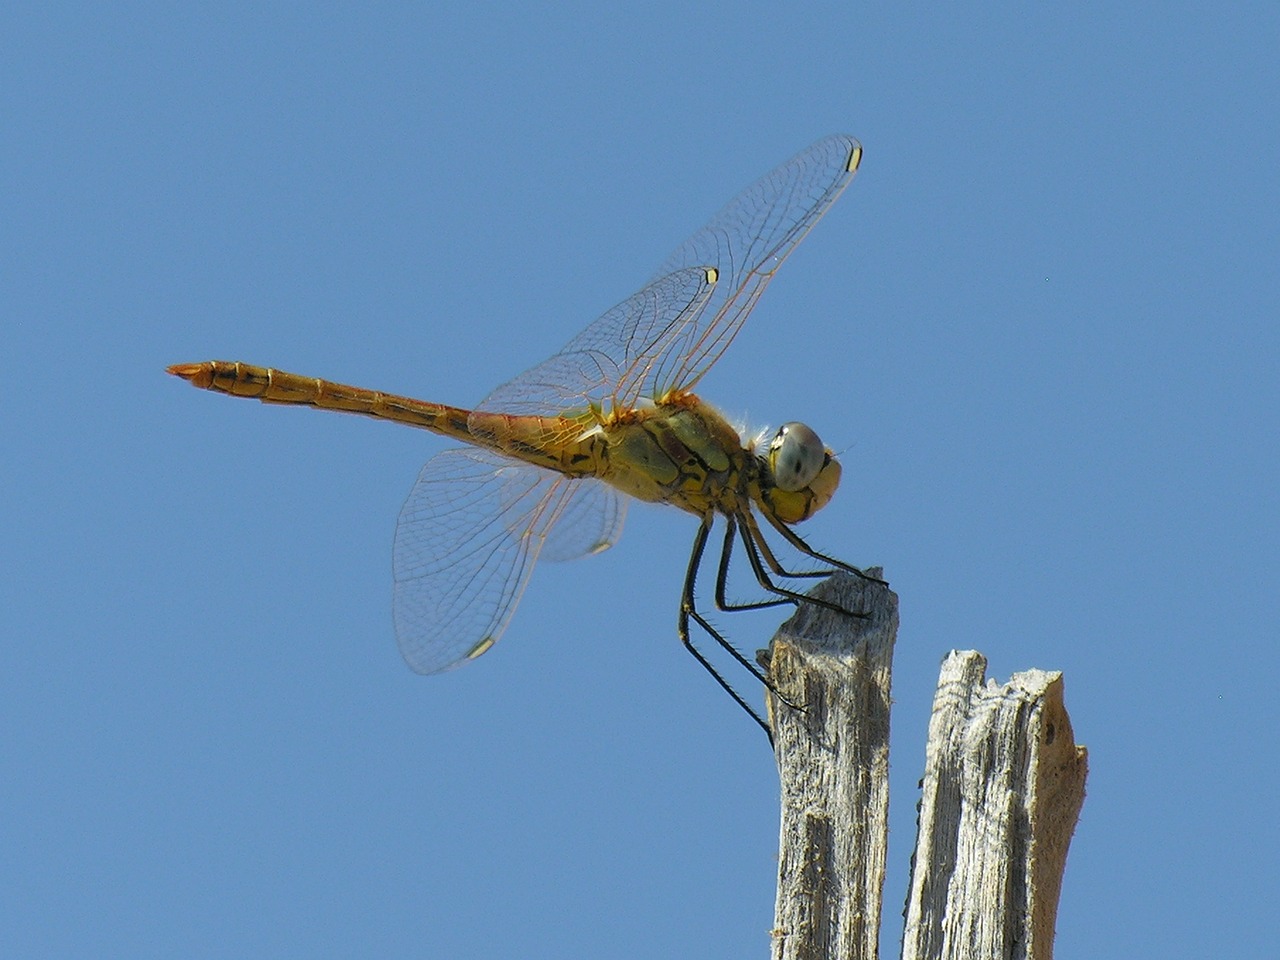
left=763, top=571, right=1087, bottom=960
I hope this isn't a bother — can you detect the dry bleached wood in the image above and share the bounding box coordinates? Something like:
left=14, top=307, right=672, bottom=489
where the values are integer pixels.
left=764, top=569, right=897, bottom=960
left=901, top=651, right=1087, bottom=960
left=764, top=575, right=1086, bottom=960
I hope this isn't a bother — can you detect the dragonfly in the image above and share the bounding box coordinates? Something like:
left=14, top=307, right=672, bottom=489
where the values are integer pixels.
left=169, top=134, right=879, bottom=736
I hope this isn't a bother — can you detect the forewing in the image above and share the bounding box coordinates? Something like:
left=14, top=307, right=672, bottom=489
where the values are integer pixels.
left=475, top=265, right=717, bottom=420
left=392, top=447, right=621, bottom=673
left=474, top=135, right=860, bottom=420
left=645, top=134, right=862, bottom=397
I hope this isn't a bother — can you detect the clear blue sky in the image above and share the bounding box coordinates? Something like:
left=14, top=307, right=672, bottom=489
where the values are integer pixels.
left=5, top=3, right=1277, bottom=957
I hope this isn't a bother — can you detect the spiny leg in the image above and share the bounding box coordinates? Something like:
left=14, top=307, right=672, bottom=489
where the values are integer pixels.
left=729, top=508, right=877, bottom=722
left=739, top=508, right=830, bottom=580
left=726, top=509, right=873, bottom=628
left=679, top=516, right=772, bottom=738
left=734, top=509, right=867, bottom=620
left=713, top=514, right=794, bottom=614
left=710, top=515, right=809, bottom=713
left=758, top=507, right=888, bottom=586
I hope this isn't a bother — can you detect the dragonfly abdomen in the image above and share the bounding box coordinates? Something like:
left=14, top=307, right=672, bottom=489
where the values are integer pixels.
left=170, top=361, right=606, bottom=477
left=465, top=410, right=602, bottom=476
left=167, top=361, right=476, bottom=439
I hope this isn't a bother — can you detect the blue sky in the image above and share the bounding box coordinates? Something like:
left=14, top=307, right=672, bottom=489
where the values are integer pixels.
left=4, top=3, right=1278, bottom=957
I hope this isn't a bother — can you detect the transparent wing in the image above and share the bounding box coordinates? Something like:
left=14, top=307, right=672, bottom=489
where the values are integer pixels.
left=645, top=134, right=862, bottom=397
left=393, top=447, right=625, bottom=674
left=539, top=474, right=628, bottom=562
left=477, top=135, right=861, bottom=423
left=474, top=264, right=718, bottom=421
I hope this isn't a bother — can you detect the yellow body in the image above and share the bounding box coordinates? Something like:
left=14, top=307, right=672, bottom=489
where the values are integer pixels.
left=168, top=361, right=831, bottom=524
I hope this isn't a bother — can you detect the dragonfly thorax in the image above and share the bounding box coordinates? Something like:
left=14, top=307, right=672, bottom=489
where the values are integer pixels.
left=596, top=394, right=755, bottom=516
left=593, top=396, right=841, bottom=526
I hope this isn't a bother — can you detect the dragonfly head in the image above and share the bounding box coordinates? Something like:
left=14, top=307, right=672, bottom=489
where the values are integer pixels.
left=760, top=422, right=842, bottom=524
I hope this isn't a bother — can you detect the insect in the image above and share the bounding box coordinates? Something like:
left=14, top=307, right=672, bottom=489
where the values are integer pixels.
left=169, top=135, right=878, bottom=734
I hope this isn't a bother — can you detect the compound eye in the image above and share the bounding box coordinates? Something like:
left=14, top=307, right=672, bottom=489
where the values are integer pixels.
left=769, top=422, right=825, bottom=492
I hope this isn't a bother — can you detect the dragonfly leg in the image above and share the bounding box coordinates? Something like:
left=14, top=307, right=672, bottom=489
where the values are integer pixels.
left=679, top=517, right=773, bottom=739
left=709, top=515, right=810, bottom=714
left=733, top=509, right=867, bottom=618
left=713, top=514, right=795, bottom=614
left=734, top=510, right=872, bottom=622
left=757, top=507, right=888, bottom=586
left=739, top=508, right=829, bottom=580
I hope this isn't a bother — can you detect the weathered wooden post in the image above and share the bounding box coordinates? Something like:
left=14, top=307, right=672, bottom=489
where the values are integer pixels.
left=765, top=571, right=1087, bottom=960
